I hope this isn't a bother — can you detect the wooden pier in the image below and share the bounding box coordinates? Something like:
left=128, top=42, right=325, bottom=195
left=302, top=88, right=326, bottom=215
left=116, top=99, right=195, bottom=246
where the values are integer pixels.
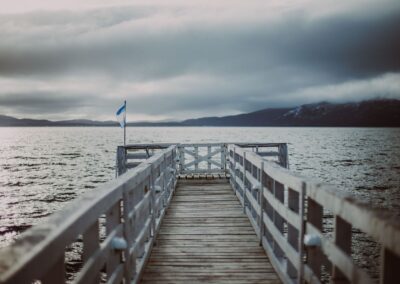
left=0, top=142, right=399, bottom=284
left=142, top=179, right=280, bottom=283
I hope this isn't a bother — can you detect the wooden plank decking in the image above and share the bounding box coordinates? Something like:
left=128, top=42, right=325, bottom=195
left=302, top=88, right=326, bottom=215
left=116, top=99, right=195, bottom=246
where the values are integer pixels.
left=141, top=179, right=280, bottom=283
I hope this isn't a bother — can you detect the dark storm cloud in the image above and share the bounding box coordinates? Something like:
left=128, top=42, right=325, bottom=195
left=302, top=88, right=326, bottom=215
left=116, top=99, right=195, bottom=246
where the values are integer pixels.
left=272, top=10, right=400, bottom=78
left=0, top=91, right=92, bottom=114
left=0, top=1, right=399, bottom=120
left=0, top=5, right=399, bottom=80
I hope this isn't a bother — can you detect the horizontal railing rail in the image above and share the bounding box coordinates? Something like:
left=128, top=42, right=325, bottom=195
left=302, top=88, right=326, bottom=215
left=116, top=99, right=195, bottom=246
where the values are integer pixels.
left=116, top=142, right=289, bottom=176
left=0, top=146, right=177, bottom=284
left=227, top=144, right=400, bottom=284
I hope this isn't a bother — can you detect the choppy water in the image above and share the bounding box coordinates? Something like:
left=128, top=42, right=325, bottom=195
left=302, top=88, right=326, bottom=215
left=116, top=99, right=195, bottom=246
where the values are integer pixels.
left=0, top=127, right=400, bottom=248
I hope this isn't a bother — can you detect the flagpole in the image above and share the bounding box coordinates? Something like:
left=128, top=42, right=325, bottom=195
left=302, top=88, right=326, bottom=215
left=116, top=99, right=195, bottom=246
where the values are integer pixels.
left=124, top=100, right=126, bottom=147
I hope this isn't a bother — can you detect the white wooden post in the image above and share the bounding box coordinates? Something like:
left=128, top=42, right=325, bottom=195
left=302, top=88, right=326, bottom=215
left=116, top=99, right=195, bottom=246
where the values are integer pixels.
left=194, top=146, right=199, bottom=172
left=297, top=182, right=306, bottom=284
left=207, top=145, right=211, bottom=172
left=221, top=144, right=226, bottom=172
left=332, top=216, right=352, bottom=283
left=380, top=247, right=400, bottom=284
left=287, top=187, right=300, bottom=280
left=306, top=198, right=323, bottom=278
left=83, top=220, right=101, bottom=284
left=106, top=202, right=122, bottom=278
left=243, top=152, right=247, bottom=213
left=41, top=252, right=65, bottom=284
left=259, top=161, right=264, bottom=245
left=178, top=146, right=184, bottom=174
left=116, top=146, right=127, bottom=177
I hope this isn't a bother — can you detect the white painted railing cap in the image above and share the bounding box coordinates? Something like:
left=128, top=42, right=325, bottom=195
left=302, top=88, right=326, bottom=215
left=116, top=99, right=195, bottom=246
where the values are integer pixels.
left=112, top=237, right=128, bottom=250
left=304, top=234, right=321, bottom=247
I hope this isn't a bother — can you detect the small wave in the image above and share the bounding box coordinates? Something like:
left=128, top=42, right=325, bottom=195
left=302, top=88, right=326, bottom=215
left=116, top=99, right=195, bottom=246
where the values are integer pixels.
left=0, top=225, right=31, bottom=236
left=372, top=185, right=390, bottom=191
left=17, top=163, right=41, bottom=167
left=40, top=192, right=77, bottom=203
left=4, top=181, right=34, bottom=187
left=60, top=153, right=82, bottom=159
left=13, top=156, right=49, bottom=160
left=84, top=185, right=96, bottom=189
left=48, top=162, right=67, bottom=166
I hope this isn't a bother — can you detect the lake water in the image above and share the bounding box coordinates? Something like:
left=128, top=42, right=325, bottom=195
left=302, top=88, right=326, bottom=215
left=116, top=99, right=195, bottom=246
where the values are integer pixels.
left=0, top=127, right=400, bottom=248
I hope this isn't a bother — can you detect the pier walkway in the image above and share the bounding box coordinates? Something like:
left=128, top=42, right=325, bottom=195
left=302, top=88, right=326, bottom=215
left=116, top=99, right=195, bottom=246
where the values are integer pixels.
left=0, top=142, right=399, bottom=284
left=142, top=179, right=280, bottom=283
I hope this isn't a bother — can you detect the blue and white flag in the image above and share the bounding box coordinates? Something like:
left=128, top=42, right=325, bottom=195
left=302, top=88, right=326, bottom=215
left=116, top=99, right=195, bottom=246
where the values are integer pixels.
left=116, top=102, right=126, bottom=128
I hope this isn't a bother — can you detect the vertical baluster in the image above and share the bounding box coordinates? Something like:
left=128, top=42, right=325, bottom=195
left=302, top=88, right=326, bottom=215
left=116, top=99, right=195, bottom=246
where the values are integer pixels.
left=106, top=202, right=122, bottom=278
left=172, top=147, right=177, bottom=188
left=243, top=152, right=247, bottom=213
left=163, top=156, right=168, bottom=206
left=178, top=146, right=184, bottom=174
left=125, top=187, right=137, bottom=280
left=150, top=169, right=156, bottom=239
left=307, top=198, right=323, bottom=279
left=259, top=161, right=264, bottom=245
left=116, top=146, right=127, bottom=177
left=274, top=181, right=285, bottom=259
left=287, top=188, right=300, bottom=280
left=380, top=247, right=400, bottom=284
left=134, top=183, right=145, bottom=258
left=83, top=220, right=101, bottom=284
left=41, top=252, right=65, bottom=284
left=233, top=147, right=237, bottom=194
left=298, top=182, right=306, bottom=284
left=208, top=145, right=211, bottom=172
left=194, top=146, right=199, bottom=172
left=332, top=216, right=351, bottom=283
left=221, top=144, right=226, bottom=172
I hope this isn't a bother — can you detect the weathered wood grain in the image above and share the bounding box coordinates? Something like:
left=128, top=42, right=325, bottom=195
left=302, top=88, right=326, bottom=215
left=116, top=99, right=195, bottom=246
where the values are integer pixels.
left=141, top=180, right=280, bottom=283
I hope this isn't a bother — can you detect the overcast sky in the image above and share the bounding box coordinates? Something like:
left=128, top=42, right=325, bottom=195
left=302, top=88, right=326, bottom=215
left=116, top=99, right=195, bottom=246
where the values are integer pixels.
left=0, top=0, right=399, bottom=121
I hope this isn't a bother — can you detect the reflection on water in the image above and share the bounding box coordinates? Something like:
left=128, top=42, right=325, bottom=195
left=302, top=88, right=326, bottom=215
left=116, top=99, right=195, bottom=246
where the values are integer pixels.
left=0, top=127, right=399, bottom=247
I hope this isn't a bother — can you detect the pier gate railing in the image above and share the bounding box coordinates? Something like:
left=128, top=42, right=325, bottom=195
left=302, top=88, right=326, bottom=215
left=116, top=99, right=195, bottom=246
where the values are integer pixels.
left=0, top=146, right=177, bottom=284
left=227, top=144, right=400, bottom=284
left=116, top=142, right=289, bottom=176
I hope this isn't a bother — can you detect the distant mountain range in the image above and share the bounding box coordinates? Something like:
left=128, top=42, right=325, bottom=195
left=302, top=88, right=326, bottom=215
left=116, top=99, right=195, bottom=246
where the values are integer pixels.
left=1, top=99, right=399, bottom=127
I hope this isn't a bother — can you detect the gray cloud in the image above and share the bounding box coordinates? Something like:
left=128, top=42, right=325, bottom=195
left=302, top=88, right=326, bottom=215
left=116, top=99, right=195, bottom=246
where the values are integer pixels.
left=0, top=91, right=93, bottom=115
left=0, top=1, right=399, bottom=120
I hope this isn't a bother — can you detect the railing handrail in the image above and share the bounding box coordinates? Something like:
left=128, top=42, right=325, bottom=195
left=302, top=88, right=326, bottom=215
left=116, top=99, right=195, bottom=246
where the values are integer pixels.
left=117, top=142, right=289, bottom=176
left=227, top=143, right=400, bottom=284
left=0, top=146, right=177, bottom=284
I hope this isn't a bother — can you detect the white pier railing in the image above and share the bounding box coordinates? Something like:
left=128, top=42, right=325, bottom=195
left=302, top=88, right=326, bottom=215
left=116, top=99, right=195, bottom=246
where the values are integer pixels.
left=116, top=142, right=289, bottom=176
left=1, top=142, right=399, bottom=284
left=0, top=146, right=177, bottom=284
left=227, top=144, right=400, bottom=284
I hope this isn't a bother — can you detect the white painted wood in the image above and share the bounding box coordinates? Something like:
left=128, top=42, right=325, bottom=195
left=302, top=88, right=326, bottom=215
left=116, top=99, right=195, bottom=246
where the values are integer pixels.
left=306, top=223, right=374, bottom=284
left=306, top=182, right=400, bottom=257
left=263, top=213, right=299, bottom=270
left=332, top=216, right=351, bottom=283
left=245, top=189, right=261, bottom=213
left=0, top=146, right=177, bottom=284
left=75, top=224, right=123, bottom=284
left=380, top=246, right=400, bottom=284
left=263, top=187, right=301, bottom=229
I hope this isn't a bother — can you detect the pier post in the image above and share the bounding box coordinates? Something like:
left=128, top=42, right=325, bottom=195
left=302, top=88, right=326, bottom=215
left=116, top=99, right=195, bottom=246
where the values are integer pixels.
left=380, top=247, right=400, bottom=284
left=116, top=146, right=127, bottom=177
left=306, top=198, right=323, bottom=278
